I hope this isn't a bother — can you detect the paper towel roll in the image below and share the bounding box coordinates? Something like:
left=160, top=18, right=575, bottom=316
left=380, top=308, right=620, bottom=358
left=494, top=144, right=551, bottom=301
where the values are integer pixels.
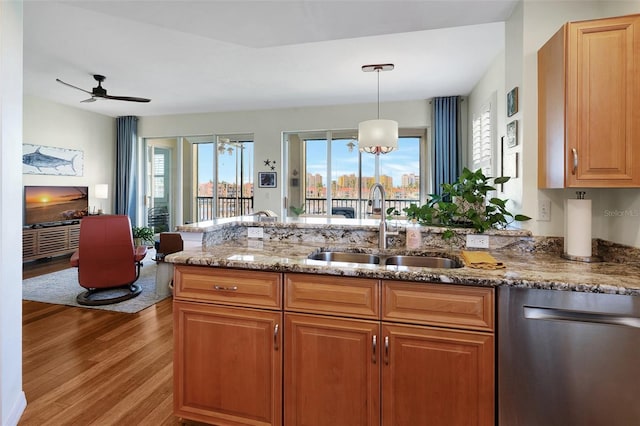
left=564, top=199, right=592, bottom=258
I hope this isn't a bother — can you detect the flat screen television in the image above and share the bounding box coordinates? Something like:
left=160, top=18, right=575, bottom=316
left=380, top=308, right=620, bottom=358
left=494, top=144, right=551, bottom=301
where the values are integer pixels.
left=24, top=185, right=89, bottom=227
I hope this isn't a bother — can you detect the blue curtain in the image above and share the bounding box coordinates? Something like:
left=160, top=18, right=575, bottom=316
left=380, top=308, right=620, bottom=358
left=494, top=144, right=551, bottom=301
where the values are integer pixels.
left=432, top=96, right=461, bottom=196
left=115, top=116, right=138, bottom=224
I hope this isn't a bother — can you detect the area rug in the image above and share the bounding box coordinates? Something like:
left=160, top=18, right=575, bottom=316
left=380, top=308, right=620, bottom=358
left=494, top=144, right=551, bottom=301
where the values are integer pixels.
left=22, top=252, right=171, bottom=314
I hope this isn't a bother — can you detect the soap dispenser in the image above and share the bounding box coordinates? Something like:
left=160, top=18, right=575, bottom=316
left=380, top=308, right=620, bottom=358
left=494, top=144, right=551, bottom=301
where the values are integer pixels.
left=405, top=220, right=422, bottom=249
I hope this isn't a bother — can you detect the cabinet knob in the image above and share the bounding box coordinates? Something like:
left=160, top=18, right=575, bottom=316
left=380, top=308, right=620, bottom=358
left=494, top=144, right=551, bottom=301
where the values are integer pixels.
left=572, top=148, right=578, bottom=175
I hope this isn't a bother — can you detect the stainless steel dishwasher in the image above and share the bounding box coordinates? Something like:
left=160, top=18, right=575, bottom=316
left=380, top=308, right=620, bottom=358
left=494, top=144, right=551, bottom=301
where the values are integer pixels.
left=498, top=286, right=640, bottom=426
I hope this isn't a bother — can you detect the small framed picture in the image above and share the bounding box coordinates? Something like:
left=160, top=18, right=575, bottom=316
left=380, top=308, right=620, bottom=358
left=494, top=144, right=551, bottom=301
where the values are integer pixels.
left=258, top=171, right=277, bottom=188
left=507, top=87, right=518, bottom=117
left=504, top=152, right=519, bottom=179
left=506, top=120, right=518, bottom=148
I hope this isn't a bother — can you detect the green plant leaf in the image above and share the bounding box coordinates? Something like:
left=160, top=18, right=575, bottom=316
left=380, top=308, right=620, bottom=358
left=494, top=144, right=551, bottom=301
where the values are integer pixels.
left=489, top=198, right=506, bottom=208
left=494, top=176, right=510, bottom=184
left=514, top=214, right=532, bottom=221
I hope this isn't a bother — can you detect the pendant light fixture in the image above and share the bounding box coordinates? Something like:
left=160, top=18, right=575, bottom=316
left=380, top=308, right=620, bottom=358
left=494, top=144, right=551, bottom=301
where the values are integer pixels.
left=358, top=63, right=398, bottom=155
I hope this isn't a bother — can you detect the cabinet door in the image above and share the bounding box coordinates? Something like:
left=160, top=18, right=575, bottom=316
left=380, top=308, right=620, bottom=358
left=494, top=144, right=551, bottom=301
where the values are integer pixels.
left=381, top=323, right=494, bottom=426
left=174, top=301, right=282, bottom=426
left=285, top=313, right=380, bottom=426
left=567, top=14, right=640, bottom=187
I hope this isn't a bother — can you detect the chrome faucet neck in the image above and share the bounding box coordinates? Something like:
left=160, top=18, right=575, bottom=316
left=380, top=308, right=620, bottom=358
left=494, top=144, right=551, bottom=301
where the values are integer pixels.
left=368, top=183, right=389, bottom=250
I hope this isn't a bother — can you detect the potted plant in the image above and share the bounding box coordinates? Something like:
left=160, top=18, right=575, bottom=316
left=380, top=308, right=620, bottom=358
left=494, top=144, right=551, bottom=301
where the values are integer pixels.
left=290, top=205, right=305, bottom=217
left=132, top=226, right=155, bottom=246
left=402, top=167, right=531, bottom=240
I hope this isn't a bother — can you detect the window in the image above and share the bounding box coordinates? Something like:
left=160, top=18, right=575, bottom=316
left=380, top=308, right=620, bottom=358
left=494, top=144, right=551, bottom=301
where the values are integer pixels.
left=294, top=130, right=423, bottom=218
left=195, top=136, right=254, bottom=220
left=471, top=98, right=494, bottom=177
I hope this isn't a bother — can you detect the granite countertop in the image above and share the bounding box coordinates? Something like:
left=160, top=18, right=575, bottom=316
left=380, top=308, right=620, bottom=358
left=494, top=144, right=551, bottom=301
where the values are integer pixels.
left=166, top=239, right=640, bottom=296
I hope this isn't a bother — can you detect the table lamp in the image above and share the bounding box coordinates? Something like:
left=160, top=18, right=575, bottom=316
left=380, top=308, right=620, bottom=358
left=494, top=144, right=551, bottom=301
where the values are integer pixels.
left=95, top=184, right=108, bottom=214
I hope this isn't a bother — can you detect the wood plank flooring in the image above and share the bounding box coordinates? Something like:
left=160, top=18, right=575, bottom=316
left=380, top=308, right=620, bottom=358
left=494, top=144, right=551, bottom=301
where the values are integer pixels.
left=20, top=257, right=195, bottom=425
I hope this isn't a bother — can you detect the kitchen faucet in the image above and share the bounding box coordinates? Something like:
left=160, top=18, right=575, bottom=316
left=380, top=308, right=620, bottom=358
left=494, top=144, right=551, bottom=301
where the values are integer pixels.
left=368, top=183, right=398, bottom=250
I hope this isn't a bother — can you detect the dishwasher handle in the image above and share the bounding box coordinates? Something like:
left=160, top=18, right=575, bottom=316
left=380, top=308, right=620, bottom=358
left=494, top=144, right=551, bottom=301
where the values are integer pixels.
left=524, top=306, right=640, bottom=329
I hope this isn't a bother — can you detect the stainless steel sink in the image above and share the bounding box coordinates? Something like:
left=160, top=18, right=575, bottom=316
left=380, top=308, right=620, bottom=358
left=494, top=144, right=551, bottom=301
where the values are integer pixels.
left=307, top=251, right=461, bottom=268
left=307, top=251, right=381, bottom=264
left=384, top=255, right=460, bottom=268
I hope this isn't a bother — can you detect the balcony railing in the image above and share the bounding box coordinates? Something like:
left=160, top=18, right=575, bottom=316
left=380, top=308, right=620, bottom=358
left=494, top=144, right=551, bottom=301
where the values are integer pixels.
left=195, top=196, right=417, bottom=221
left=196, top=196, right=254, bottom=221
left=304, top=197, right=418, bottom=218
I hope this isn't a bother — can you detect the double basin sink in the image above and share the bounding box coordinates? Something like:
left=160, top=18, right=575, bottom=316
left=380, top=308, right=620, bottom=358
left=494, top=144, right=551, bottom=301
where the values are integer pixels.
left=308, top=250, right=462, bottom=269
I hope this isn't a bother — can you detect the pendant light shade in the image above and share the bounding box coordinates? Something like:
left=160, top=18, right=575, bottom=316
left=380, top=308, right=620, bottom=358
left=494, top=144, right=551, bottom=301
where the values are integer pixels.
left=358, top=119, right=398, bottom=154
left=358, top=63, right=398, bottom=155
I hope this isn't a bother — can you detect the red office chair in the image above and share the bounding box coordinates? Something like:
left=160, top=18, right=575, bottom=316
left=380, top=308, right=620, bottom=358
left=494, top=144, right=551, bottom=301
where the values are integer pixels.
left=70, top=215, right=148, bottom=306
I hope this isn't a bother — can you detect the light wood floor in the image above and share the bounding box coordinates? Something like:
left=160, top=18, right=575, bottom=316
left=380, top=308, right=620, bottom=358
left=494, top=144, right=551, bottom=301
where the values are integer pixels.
left=20, top=256, right=187, bottom=425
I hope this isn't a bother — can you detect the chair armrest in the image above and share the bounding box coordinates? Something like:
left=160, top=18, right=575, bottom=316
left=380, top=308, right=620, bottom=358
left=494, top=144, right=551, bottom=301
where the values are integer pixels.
left=133, top=245, right=148, bottom=262
left=70, top=250, right=80, bottom=267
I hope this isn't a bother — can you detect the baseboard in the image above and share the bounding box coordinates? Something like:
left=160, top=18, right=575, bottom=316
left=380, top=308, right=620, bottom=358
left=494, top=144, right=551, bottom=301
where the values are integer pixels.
left=4, top=390, right=26, bottom=426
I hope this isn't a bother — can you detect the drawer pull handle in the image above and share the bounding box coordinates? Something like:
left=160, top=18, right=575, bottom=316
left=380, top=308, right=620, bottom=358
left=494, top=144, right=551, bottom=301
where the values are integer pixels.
left=372, top=335, right=377, bottom=363
left=384, top=336, right=389, bottom=365
left=572, top=148, right=578, bottom=175
left=213, top=285, right=238, bottom=291
left=274, top=324, right=279, bottom=350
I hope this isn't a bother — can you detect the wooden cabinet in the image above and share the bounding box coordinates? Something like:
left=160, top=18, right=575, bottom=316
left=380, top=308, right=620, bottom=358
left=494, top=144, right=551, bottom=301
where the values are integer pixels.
left=283, top=274, right=495, bottom=426
left=173, top=268, right=496, bottom=425
left=381, top=281, right=495, bottom=426
left=381, top=324, right=494, bottom=426
left=538, top=14, right=640, bottom=188
left=173, top=267, right=282, bottom=426
left=284, top=273, right=381, bottom=425
left=284, top=313, right=380, bottom=426
left=22, top=224, right=81, bottom=262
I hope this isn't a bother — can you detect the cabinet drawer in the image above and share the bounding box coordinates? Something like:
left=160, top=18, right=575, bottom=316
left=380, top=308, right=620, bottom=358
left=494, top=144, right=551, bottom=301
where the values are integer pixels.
left=383, top=281, right=494, bottom=332
left=285, top=273, right=380, bottom=319
left=174, top=266, right=282, bottom=309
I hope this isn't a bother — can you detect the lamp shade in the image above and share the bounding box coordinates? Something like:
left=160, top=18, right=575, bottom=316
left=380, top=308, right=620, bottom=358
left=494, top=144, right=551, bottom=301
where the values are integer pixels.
left=95, top=184, right=109, bottom=199
left=358, top=119, right=398, bottom=154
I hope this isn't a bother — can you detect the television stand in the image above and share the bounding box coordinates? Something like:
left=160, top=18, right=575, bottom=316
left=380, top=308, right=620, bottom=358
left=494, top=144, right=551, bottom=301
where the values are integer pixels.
left=23, top=223, right=80, bottom=263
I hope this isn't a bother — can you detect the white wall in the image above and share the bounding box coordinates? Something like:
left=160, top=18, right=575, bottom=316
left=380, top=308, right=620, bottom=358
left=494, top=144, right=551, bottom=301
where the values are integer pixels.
left=23, top=95, right=116, bottom=214
left=0, top=1, right=27, bottom=424
left=471, top=1, right=640, bottom=248
left=139, top=100, right=430, bottom=216
left=519, top=1, right=640, bottom=248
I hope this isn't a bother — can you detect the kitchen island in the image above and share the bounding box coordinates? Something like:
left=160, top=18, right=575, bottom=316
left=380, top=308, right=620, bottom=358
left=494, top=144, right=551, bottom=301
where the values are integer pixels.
left=167, top=216, right=640, bottom=295
left=166, top=217, right=640, bottom=426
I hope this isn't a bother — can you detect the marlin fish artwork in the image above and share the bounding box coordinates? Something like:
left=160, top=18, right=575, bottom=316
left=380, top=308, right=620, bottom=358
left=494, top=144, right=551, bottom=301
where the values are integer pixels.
left=23, top=145, right=82, bottom=176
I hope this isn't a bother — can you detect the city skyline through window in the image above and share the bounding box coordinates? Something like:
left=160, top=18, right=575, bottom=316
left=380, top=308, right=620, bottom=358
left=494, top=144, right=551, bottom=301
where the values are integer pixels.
left=304, top=136, right=421, bottom=216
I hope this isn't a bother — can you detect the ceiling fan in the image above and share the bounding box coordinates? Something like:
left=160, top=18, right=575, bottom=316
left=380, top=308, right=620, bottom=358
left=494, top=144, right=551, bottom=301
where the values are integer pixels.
left=56, top=74, right=151, bottom=103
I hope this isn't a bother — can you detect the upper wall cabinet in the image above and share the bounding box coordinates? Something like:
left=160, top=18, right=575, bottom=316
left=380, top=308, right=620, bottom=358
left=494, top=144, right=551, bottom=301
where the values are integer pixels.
left=538, top=14, right=640, bottom=188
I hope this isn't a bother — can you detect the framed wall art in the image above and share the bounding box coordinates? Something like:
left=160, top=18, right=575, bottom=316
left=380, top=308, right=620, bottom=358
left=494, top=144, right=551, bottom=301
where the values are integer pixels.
left=507, top=87, right=518, bottom=117
left=258, top=171, right=277, bottom=188
left=23, top=144, right=84, bottom=176
left=506, top=120, right=518, bottom=148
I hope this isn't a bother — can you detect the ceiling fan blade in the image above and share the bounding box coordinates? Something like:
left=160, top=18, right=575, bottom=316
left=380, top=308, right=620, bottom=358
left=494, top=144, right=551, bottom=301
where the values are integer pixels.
left=81, top=97, right=97, bottom=103
left=56, top=78, right=92, bottom=95
left=102, top=94, right=151, bottom=103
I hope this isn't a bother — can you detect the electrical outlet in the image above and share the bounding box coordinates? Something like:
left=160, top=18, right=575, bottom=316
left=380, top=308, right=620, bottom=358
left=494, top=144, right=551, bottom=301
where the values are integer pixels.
left=247, top=227, right=264, bottom=239
left=538, top=199, right=551, bottom=221
left=466, top=234, right=489, bottom=249
left=247, top=239, right=264, bottom=249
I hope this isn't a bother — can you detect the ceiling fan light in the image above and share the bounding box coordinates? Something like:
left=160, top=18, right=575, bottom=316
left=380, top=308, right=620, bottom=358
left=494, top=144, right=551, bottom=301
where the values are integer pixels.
left=358, top=119, right=398, bottom=154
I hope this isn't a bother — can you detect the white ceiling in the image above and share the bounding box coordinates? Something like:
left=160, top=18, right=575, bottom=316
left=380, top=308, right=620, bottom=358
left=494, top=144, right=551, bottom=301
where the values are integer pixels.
left=23, top=0, right=517, bottom=118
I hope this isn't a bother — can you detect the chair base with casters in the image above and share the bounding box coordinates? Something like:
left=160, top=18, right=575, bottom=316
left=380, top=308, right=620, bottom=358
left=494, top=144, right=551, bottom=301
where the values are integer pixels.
left=75, top=261, right=144, bottom=306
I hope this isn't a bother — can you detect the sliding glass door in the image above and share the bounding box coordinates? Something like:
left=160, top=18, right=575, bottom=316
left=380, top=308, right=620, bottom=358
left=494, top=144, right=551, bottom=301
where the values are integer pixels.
left=194, top=135, right=254, bottom=221
left=287, top=130, right=424, bottom=218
